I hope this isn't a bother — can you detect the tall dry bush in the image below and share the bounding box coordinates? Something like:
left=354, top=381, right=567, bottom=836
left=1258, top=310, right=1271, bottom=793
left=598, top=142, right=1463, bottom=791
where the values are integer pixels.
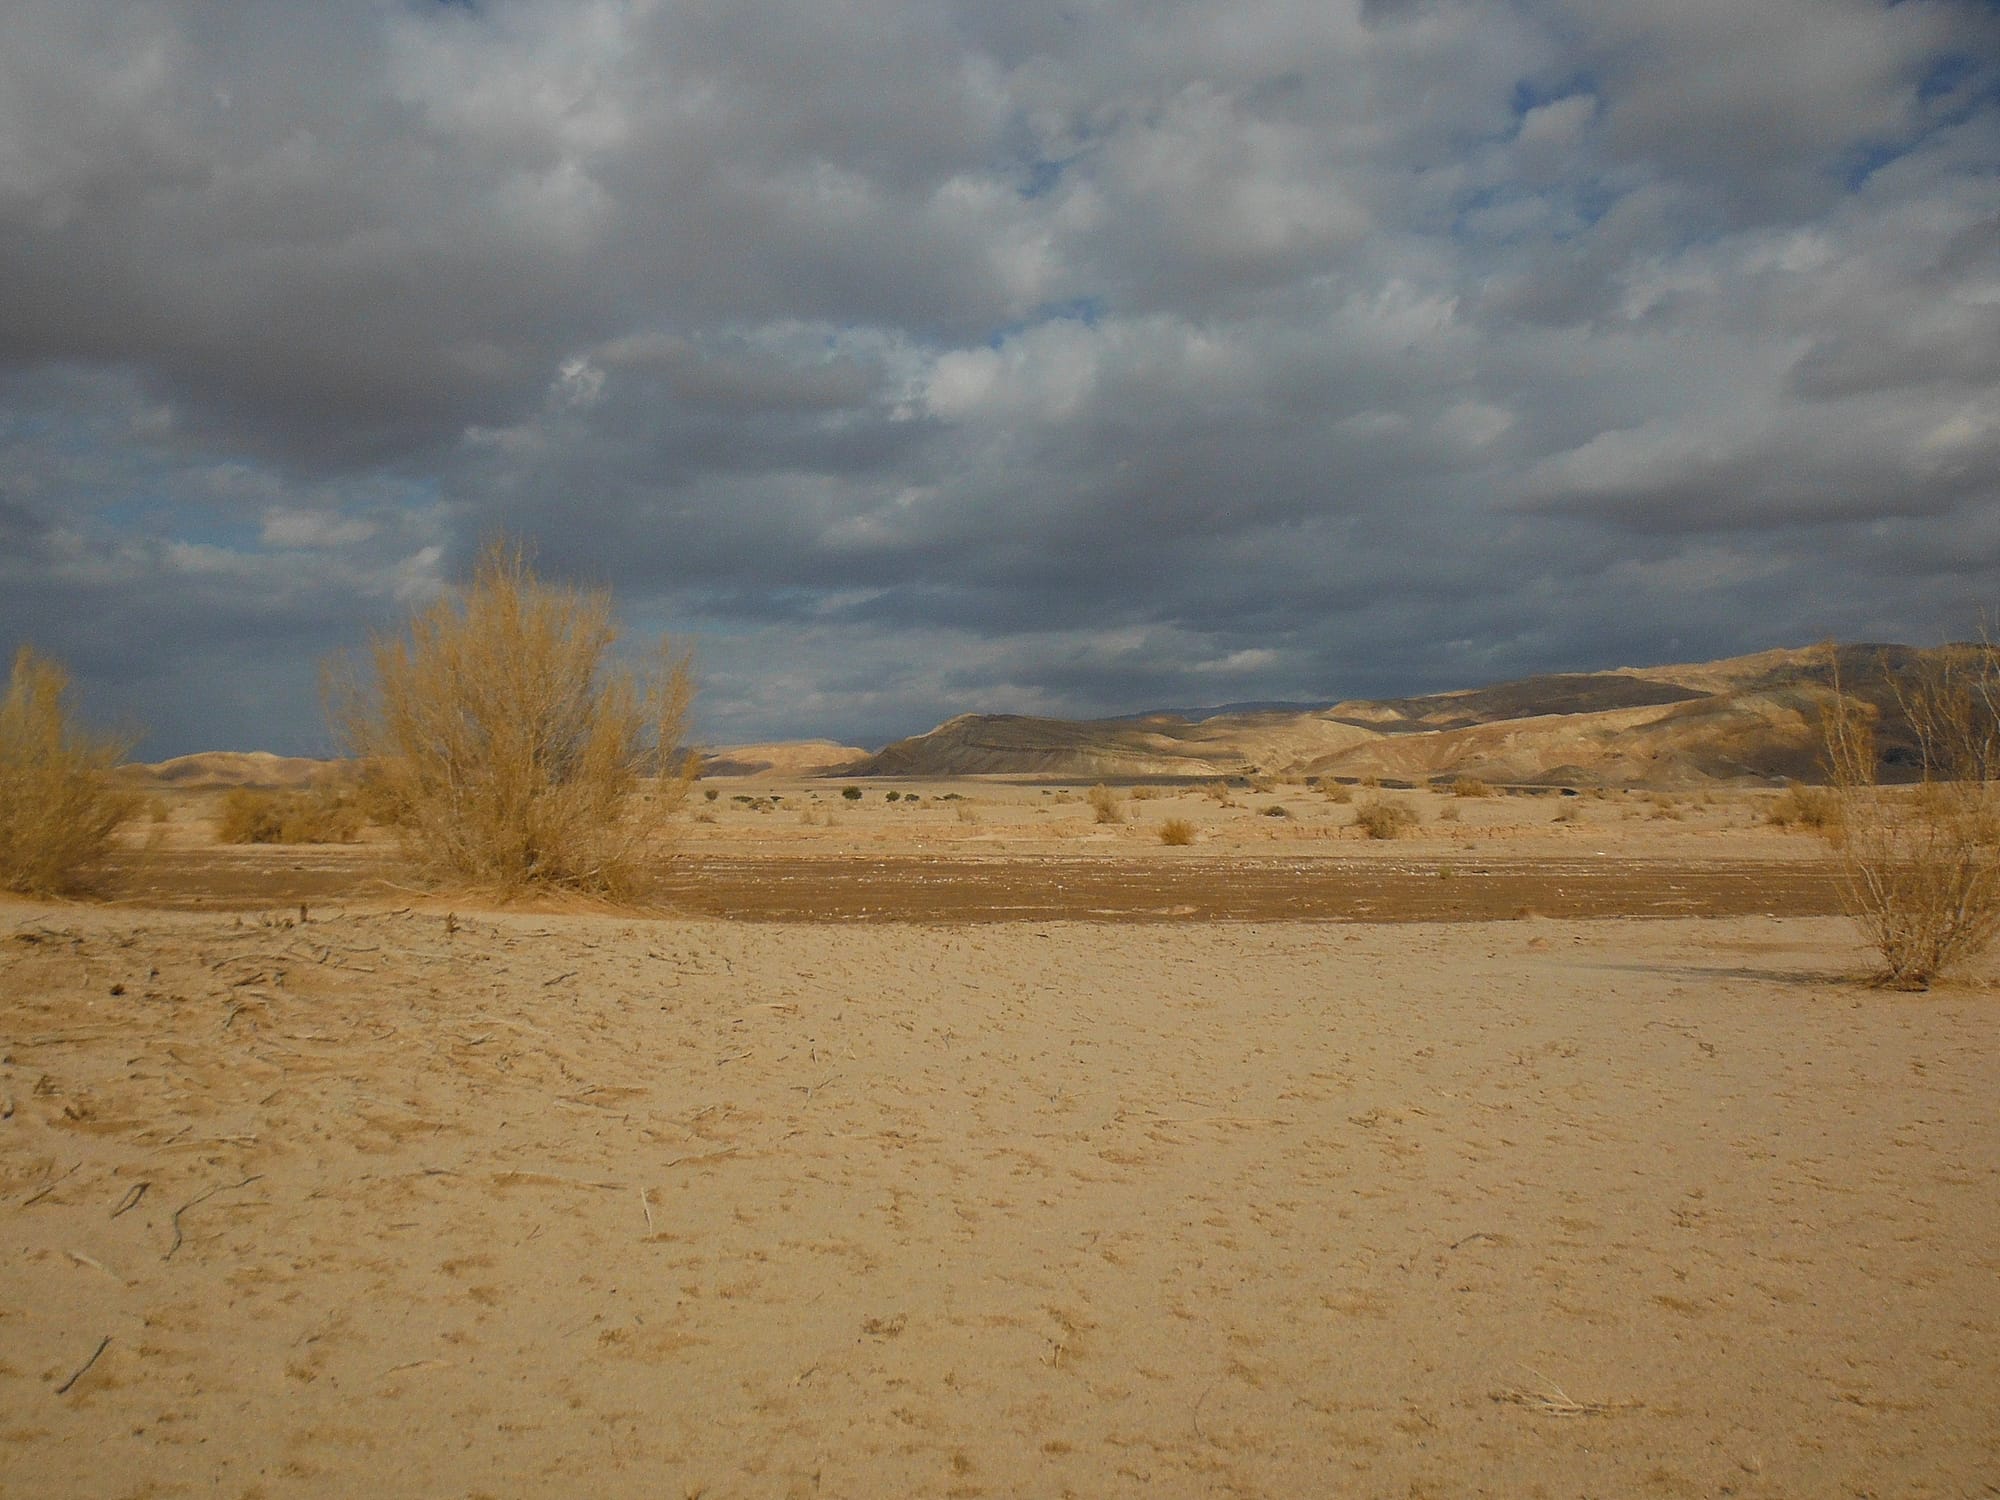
left=0, top=646, right=135, bottom=895
left=1087, top=783, right=1124, bottom=824
left=327, top=542, right=696, bottom=894
left=1823, top=642, right=2000, bottom=988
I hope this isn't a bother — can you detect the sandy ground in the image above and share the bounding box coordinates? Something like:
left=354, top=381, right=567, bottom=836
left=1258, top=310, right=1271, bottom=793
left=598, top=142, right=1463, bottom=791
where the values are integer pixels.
left=3, top=894, right=1995, bottom=1498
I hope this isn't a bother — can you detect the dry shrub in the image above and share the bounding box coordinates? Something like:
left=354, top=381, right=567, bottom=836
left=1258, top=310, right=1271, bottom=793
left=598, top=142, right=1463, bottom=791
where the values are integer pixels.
left=1087, top=783, right=1124, bottom=824
left=1451, top=777, right=1495, bottom=798
left=1824, top=642, right=2000, bottom=988
left=0, top=646, right=135, bottom=895
left=327, top=541, right=696, bottom=894
left=1354, top=798, right=1417, bottom=839
left=1158, top=817, right=1196, bottom=845
left=955, top=801, right=980, bottom=825
left=1128, top=785, right=1159, bottom=802
left=1766, top=783, right=1839, bottom=833
left=216, top=779, right=367, bottom=845
left=1322, top=782, right=1354, bottom=804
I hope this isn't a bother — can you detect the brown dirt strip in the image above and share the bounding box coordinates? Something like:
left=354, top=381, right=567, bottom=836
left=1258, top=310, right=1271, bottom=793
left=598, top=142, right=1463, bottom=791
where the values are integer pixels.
left=96, top=849, right=1846, bottom=922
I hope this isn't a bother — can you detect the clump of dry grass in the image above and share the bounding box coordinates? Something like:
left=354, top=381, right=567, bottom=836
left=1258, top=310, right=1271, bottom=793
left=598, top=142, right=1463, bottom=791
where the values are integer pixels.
left=1450, top=777, right=1495, bottom=798
left=1158, top=817, right=1196, bottom=846
left=1322, top=781, right=1354, bottom=804
left=326, top=541, right=696, bottom=895
left=1353, top=798, right=1417, bottom=839
left=1766, top=782, right=1839, bottom=832
left=1087, top=783, right=1124, bottom=824
left=1824, top=641, right=2000, bottom=989
left=216, top=779, right=367, bottom=845
left=0, top=646, right=135, bottom=895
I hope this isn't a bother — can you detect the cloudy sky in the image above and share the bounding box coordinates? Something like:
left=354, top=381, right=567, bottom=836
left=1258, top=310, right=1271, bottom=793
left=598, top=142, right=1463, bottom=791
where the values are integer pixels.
left=3, top=0, right=1997, bottom=757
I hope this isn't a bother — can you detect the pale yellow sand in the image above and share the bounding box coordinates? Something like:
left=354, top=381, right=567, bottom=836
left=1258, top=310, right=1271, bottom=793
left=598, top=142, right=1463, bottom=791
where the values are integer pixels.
left=3, top=906, right=1994, bottom=1498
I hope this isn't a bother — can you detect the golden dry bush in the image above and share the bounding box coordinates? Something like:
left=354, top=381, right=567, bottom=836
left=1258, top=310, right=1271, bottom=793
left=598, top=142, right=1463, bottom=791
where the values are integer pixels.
left=215, top=779, right=367, bottom=845
left=1158, top=817, right=1196, bottom=846
left=1087, top=783, right=1124, bottom=824
left=327, top=542, right=696, bottom=894
left=1450, top=777, right=1495, bottom=798
left=1353, top=797, right=1417, bottom=839
left=1766, top=783, right=1839, bottom=832
left=1823, top=642, right=2000, bottom=989
left=0, top=646, right=135, bottom=895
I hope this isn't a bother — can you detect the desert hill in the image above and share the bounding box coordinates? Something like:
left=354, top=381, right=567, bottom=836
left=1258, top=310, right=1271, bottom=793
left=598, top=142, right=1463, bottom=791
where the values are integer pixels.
left=697, top=740, right=870, bottom=778
left=849, top=645, right=1932, bottom=787
left=116, top=645, right=1937, bottom=791
left=115, top=750, right=337, bottom=791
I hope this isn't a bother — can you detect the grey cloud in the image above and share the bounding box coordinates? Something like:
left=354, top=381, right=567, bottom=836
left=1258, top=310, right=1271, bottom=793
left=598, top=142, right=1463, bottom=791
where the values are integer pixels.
left=1, top=0, right=1996, bottom=755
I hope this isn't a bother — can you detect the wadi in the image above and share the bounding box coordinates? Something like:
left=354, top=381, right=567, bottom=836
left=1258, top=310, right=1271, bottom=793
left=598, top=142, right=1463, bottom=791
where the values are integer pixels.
left=3, top=641, right=1996, bottom=1500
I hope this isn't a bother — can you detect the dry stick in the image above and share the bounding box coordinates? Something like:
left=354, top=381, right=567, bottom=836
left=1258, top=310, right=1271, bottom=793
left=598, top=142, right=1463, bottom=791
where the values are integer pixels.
left=110, top=1181, right=149, bottom=1218
left=23, top=1162, right=81, bottom=1207
left=55, top=1336, right=112, bottom=1395
left=662, top=1147, right=738, bottom=1169
left=639, top=1187, right=655, bottom=1231
left=163, top=1174, right=264, bottom=1262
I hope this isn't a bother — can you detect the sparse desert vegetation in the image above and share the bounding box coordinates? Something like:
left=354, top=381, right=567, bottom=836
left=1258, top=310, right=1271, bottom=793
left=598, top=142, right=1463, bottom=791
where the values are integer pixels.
left=326, top=541, right=695, bottom=893
left=1354, top=797, right=1417, bottom=839
left=1158, top=817, right=1196, bottom=845
left=0, top=646, right=134, bottom=895
left=1087, top=783, right=1124, bottom=824
left=215, top=780, right=368, bottom=845
left=1767, top=783, right=1839, bottom=832
left=1823, top=642, right=2000, bottom=988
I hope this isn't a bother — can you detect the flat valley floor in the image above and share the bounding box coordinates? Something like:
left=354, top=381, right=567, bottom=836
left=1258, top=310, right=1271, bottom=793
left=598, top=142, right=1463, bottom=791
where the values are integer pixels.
left=2, top=785, right=1996, bottom=1497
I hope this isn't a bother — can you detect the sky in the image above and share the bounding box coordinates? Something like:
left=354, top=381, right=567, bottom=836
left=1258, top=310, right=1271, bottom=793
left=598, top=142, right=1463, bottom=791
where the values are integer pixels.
left=3, top=0, right=1997, bottom=758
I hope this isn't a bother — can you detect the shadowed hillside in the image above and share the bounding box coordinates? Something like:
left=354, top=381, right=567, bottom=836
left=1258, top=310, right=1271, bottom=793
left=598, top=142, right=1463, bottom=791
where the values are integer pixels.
left=848, top=645, right=1936, bottom=787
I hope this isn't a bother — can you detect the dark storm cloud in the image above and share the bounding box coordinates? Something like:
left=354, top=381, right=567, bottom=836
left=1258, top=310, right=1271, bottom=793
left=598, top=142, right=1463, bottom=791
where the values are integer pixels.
left=2, top=0, right=1996, bottom=754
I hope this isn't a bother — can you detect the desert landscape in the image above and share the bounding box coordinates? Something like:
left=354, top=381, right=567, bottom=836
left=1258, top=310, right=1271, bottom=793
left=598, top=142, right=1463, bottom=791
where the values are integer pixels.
left=5, top=650, right=1998, bottom=1499
left=8, top=6, right=1997, bottom=1495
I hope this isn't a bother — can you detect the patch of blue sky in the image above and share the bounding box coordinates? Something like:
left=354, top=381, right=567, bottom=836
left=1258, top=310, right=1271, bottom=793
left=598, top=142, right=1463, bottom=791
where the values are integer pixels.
left=1020, top=158, right=1068, bottom=200
left=982, top=297, right=1104, bottom=350
left=1509, top=72, right=1599, bottom=121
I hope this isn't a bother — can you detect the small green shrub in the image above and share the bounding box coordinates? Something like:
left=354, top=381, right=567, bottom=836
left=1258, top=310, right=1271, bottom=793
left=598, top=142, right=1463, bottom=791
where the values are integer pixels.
left=842, top=786, right=862, bottom=801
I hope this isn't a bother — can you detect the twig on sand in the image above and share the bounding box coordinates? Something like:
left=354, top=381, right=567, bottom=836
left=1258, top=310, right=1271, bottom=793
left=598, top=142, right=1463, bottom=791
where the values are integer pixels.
left=110, top=1181, right=150, bottom=1218
left=163, top=1174, right=265, bottom=1261
left=639, top=1186, right=655, bottom=1231
left=491, top=1170, right=626, bottom=1191
left=1493, top=1370, right=1640, bottom=1418
left=662, top=1147, right=739, bottom=1170
left=23, top=1162, right=81, bottom=1207
left=55, top=1336, right=111, bottom=1395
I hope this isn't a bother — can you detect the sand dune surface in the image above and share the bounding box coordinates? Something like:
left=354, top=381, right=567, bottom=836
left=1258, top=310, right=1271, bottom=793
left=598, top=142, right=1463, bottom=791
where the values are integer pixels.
left=4, top=900, right=1994, bottom=1498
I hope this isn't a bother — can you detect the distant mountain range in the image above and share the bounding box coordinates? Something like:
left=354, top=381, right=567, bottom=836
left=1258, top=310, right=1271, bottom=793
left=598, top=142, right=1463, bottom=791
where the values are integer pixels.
left=842, top=645, right=1932, bottom=787
left=121, top=644, right=1936, bottom=790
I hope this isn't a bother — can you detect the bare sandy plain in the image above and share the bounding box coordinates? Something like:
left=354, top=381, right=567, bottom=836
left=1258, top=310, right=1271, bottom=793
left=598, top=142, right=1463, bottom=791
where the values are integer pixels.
left=4, top=778, right=1996, bottom=1498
